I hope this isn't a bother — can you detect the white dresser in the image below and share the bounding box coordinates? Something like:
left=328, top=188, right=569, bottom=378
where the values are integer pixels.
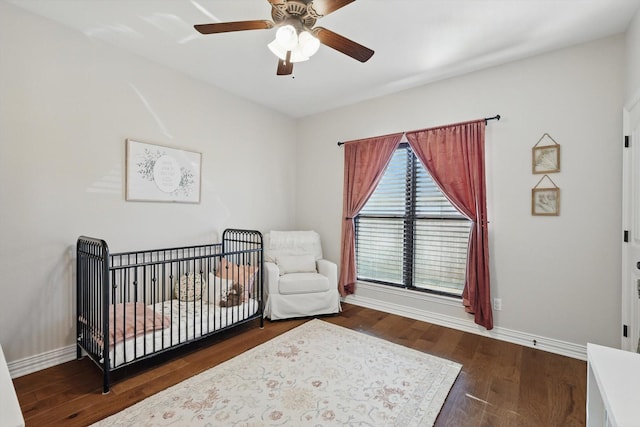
left=587, top=343, right=640, bottom=427
left=0, top=345, right=25, bottom=427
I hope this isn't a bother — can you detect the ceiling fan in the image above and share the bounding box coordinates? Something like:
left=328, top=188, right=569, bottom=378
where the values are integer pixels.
left=194, top=0, right=374, bottom=76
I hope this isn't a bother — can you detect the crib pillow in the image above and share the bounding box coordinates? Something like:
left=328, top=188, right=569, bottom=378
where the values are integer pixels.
left=175, top=273, right=205, bottom=302
left=215, top=258, right=258, bottom=302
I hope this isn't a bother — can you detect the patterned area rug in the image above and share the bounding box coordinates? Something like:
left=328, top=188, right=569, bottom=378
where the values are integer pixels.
left=92, top=319, right=461, bottom=426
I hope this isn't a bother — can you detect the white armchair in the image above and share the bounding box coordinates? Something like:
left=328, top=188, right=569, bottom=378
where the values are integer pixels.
left=263, top=231, right=341, bottom=320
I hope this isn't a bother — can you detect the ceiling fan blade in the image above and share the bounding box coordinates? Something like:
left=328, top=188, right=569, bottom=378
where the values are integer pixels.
left=314, top=27, right=374, bottom=62
left=194, top=20, right=274, bottom=34
left=310, top=0, right=356, bottom=17
left=277, top=51, right=294, bottom=75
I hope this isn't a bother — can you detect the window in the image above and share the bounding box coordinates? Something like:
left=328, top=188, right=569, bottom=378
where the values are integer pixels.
left=355, top=143, right=471, bottom=296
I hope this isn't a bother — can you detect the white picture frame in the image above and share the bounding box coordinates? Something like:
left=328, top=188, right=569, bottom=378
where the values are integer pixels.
left=126, top=139, right=201, bottom=203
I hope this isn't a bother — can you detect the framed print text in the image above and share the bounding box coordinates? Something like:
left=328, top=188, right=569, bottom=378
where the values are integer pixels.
left=126, top=139, right=201, bottom=203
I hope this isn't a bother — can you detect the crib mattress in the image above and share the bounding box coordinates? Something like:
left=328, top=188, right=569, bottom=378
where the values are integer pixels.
left=106, top=299, right=259, bottom=367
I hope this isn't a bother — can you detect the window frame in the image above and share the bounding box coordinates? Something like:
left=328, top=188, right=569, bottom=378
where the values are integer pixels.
left=354, top=143, right=471, bottom=298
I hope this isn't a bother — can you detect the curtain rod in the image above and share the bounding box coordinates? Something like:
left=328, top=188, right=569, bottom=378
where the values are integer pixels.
left=336, top=114, right=501, bottom=146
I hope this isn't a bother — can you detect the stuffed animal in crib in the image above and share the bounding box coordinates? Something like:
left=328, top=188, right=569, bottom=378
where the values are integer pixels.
left=219, top=283, right=243, bottom=307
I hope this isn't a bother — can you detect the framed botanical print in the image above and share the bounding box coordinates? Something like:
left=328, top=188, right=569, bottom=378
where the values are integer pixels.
left=126, top=139, right=201, bottom=203
left=532, top=133, right=561, bottom=174
left=532, top=145, right=560, bottom=174
left=532, top=187, right=560, bottom=216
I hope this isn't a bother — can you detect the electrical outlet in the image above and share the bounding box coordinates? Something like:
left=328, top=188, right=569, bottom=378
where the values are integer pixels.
left=493, top=298, right=502, bottom=311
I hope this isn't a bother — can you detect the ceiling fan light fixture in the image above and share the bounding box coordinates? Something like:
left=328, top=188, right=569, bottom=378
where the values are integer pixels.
left=298, top=31, right=320, bottom=57
left=275, top=24, right=298, bottom=50
left=290, top=47, right=310, bottom=63
left=268, top=39, right=288, bottom=60
left=269, top=39, right=309, bottom=63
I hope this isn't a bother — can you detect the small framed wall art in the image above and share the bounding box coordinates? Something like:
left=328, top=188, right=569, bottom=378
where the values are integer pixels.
left=532, top=133, right=560, bottom=174
left=531, top=175, right=560, bottom=216
left=126, top=139, right=201, bottom=203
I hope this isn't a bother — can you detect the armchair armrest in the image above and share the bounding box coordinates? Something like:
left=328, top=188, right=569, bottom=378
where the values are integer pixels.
left=264, top=261, right=281, bottom=298
left=316, top=259, right=338, bottom=291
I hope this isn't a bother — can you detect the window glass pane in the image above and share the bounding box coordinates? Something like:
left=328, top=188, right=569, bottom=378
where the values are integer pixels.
left=359, top=148, right=407, bottom=216
left=355, top=217, right=403, bottom=285
left=413, top=219, right=470, bottom=294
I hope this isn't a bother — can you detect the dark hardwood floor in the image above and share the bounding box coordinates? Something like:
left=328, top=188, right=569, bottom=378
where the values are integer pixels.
left=12, top=303, right=586, bottom=426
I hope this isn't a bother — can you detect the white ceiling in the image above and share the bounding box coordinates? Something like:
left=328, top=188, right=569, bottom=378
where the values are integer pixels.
left=7, top=0, right=640, bottom=118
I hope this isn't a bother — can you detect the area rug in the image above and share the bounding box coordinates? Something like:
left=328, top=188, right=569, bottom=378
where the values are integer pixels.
left=92, top=319, right=462, bottom=426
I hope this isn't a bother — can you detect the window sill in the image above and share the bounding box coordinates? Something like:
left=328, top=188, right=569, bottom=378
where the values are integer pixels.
left=353, top=280, right=463, bottom=308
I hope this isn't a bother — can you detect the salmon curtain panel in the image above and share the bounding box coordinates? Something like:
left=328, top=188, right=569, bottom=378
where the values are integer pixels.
left=406, top=120, right=493, bottom=330
left=338, top=133, right=403, bottom=296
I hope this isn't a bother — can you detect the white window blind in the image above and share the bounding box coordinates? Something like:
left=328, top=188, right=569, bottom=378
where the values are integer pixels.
left=355, top=144, right=471, bottom=296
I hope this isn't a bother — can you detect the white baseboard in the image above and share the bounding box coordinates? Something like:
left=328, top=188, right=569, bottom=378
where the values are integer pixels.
left=8, top=345, right=77, bottom=379
left=344, top=293, right=587, bottom=361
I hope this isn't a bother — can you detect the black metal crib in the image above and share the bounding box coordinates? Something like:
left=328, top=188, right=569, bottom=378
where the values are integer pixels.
left=76, top=229, right=263, bottom=393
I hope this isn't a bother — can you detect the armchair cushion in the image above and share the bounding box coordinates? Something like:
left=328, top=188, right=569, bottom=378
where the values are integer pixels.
left=276, top=255, right=317, bottom=275
left=264, top=231, right=323, bottom=262
left=278, top=273, right=330, bottom=295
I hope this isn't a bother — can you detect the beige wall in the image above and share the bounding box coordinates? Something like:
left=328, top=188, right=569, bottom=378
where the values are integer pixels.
left=296, top=35, right=625, bottom=350
left=0, top=2, right=297, bottom=363
left=0, top=0, right=632, bottom=366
